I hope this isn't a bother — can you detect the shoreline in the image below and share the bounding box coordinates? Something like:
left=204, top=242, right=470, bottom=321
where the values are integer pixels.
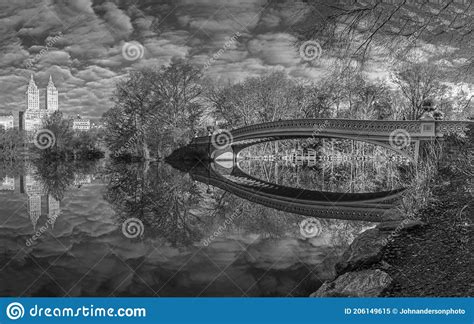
left=312, top=130, right=473, bottom=297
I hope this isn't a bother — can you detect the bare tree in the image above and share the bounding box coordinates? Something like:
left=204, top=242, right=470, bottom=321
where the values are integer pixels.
left=104, top=60, right=203, bottom=159
left=392, top=62, right=444, bottom=119
left=293, top=0, right=473, bottom=75
left=209, top=71, right=306, bottom=127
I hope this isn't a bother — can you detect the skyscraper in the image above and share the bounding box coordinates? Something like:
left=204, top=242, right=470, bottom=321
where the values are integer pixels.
left=26, top=74, right=39, bottom=110
left=23, top=75, right=42, bottom=132
left=21, top=75, right=59, bottom=132
left=46, top=75, right=58, bottom=111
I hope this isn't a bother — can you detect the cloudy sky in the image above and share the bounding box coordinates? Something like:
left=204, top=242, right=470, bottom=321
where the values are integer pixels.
left=0, top=0, right=471, bottom=120
left=0, top=0, right=320, bottom=119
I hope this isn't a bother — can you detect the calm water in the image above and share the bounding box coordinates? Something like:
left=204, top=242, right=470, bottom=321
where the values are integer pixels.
left=0, top=141, right=410, bottom=296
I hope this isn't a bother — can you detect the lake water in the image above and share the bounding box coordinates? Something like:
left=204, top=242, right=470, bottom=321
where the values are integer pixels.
left=0, top=141, right=410, bottom=296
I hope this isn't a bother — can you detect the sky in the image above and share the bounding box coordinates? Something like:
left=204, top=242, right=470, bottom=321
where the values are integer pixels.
left=0, top=0, right=472, bottom=120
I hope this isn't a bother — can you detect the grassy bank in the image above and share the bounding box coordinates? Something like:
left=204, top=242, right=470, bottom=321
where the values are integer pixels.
left=380, top=129, right=473, bottom=296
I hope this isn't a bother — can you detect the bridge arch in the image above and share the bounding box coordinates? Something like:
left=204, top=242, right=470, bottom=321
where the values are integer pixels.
left=190, top=119, right=472, bottom=162
left=233, top=134, right=414, bottom=162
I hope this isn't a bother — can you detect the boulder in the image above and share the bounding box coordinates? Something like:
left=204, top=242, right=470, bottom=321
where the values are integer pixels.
left=311, top=269, right=392, bottom=297
left=335, top=228, right=389, bottom=275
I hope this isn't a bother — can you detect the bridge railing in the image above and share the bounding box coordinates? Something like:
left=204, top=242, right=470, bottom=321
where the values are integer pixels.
left=435, top=121, right=472, bottom=134
left=191, top=119, right=472, bottom=145
left=230, top=119, right=424, bottom=136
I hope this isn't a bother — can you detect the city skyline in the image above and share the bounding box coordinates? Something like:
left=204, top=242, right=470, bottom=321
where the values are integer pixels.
left=0, top=169, right=94, bottom=231
left=21, top=74, right=59, bottom=132
left=2, top=73, right=105, bottom=127
left=0, top=75, right=94, bottom=131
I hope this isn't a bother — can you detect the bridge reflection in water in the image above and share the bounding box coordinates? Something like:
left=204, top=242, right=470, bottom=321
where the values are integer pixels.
left=178, top=160, right=405, bottom=223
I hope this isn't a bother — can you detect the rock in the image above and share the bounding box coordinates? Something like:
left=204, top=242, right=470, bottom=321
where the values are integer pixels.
left=311, top=269, right=392, bottom=297
left=335, top=228, right=389, bottom=275
left=377, top=219, right=426, bottom=232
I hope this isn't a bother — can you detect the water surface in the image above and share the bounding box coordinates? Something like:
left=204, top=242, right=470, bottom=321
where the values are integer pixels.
left=0, top=142, right=409, bottom=296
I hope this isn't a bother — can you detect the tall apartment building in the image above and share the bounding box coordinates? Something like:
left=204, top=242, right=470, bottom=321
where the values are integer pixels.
left=21, top=75, right=59, bottom=132
left=0, top=113, right=14, bottom=130
left=45, top=75, right=58, bottom=112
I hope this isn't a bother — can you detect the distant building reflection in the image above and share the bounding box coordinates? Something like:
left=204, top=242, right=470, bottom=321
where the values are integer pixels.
left=19, top=170, right=62, bottom=229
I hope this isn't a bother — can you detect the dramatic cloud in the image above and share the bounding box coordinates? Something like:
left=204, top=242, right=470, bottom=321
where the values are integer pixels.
left=0, top=0, right=303, bottom=118
left=0, top=0, right=469, bottom=119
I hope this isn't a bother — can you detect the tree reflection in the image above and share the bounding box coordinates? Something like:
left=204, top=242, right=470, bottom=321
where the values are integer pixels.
left=32, top=158, right=100, bottom=201
left=104, top=162, right=205, bottom=246
left=104, top=160, right=386, bottom=248
left=239, top=139, right=413, bottom=193
left=207, top=188, right=292, bottom=238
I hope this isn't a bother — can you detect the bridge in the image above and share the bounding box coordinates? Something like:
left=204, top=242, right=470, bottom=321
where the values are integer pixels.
left=170, top=160, right=405, bottom=222
left=189, top=118, right=471, bottom=162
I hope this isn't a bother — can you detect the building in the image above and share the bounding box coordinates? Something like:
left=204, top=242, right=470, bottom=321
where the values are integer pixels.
left=23, top=75, right=41, bottom=132
left=26, top=74, right=39, bottom=110
left=23, top=172, right=44, bottom=229
left=0, top=113, right=14, bottom=130
left=27, top=195, right=42, bottom=229
left=74, top=174, right=92, bottom=186
left=20, top=168, right=61, bottom=229
left=0, top=176, right=14, bottom=191
left=45, top=75, right=58, bottom=112
left=22, top=109, right=42, bottom=132
left=47, top=196, right=61, bottom=228
left=72, top=115, right=91, bottom=131
left=20, top=75, right=59, bottom=132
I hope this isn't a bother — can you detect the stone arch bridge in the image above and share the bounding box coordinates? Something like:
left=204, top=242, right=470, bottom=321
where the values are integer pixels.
left=190, top=119, right=471, bottom=162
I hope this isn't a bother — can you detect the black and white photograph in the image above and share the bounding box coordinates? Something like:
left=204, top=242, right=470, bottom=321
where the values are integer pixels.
left=0, top=0, right=472, bottom=306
